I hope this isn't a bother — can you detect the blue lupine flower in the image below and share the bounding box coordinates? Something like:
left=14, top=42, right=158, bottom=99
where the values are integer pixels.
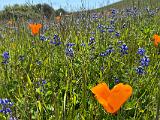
left=136, top=66, right=145, bottom=74
left=106, top=48, right=114, bottom=54
left=92, top=13, right=98, bottom=19
left=5, top=108, right=12, bottom=113
left=121, top=44, right=128, bottom=50
left=110, top=20, right=115, bottom=24
left=140, top=56, right=150, bottom=67
left=0, top=99, right=13, bottom=105
left=100, top=47, right=114, bottom=57
left=66, top=43, right=75, bottom=47
left=9, top=101, right=13, bottom=105
left=0, top=99, right=4, bottom=104
left=4, top=99, right=10, bottom=104
left=90, top=37, right=95, bottom=41
left=42, top=80, right=47, bottom=85
left=117, top=40, right=122, bottom=44
left=65, top=48, right=74, bottom=57
left=40, top=35, right=46, bottom=41
left=100, top=29, right=105, bottom=33
left=99, top=52, right=107, bottom=57
left=50, top=40, right=62, bottom=46
left=112, top=9, right=117, bottom=14
left=115, top=78, right=120, bottom=83
left=0, top=108, right=12, bottom=114
left=81, top=43, right=86, bottom=47
left=88, top=37, right=95, bottom=45
left=0, top=99, right=9, bottom=105
left=2, top=60, right=8, bottom=64
left=97, top=24, right=103, bottom=29
left=2, top=52, right=9, bottom=59
left=115, top=32, right=120, bottom=37
left=137, top=48, right=145, bottom=56
left=149, top=10, right=155, bottom=16
left=108, top=28, right=114, bottom=33
left=50, top=34, right=62, bottom=46
left=120, top=44, right=128, bottom=55
left=97, top=24, right=105, bottom=33
left=0, top=98, right=13, bottom=115
left=9, top=116, right=17, bottom=120
left=53, top=34, right=58, bottom=40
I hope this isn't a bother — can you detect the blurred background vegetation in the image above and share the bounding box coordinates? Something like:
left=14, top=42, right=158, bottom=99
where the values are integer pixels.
left=0, top=3, right=67, bottom=20
left=0, top=0, right=160, bottom=21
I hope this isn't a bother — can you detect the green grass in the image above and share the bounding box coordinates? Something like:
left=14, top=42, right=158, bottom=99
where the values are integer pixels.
left=0, top=0, right=160, bottom=120
left=95, top=0, right=160, bottom=11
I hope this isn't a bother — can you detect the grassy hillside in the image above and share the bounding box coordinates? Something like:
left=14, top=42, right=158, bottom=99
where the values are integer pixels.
left=1, top=0, right=160, bottom=20
left=96, top=0, right=160, bottom=11
left=0, top=4, right=67, bottom=20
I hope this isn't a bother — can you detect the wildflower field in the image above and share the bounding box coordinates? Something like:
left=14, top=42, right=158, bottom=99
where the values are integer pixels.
left=0, top=0, right=160, bottom=120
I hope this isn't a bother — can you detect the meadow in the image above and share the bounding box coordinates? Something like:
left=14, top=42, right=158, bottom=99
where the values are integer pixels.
left=0, top=1, right=160, bottom=120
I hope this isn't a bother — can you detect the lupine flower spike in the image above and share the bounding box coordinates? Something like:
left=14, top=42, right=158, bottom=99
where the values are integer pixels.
left=91, top=82, right=132, bottom=114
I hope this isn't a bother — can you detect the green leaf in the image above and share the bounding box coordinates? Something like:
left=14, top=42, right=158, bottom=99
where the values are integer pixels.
left=27, top=74, right=32, bottom=86
left=0, top=114, right=6, bottom=120
left=124, top=100, right=136, bottom=110
left=46, top=90, right=52, bottom=96
left=99, top=71, right=102, bottom=80
left=72, top=80, right=76, bottom=83
left=36, top=88, right=41, bottom=94
left=37, top=101, right=42, bottom=112
left=15, top=96, right=22, bottom=103
left=73, top=94, right=76, bottom=105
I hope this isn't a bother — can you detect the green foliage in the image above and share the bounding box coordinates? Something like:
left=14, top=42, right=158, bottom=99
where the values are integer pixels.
left=95, top=0, right=160, bottom=11
left=0, top=4, right=42, bottom=20
left=0, top=3, right=67, bottom=20
left=0, top=0, right=160, bottom=120
left=35, top=3, right=55, bottom=19
left=55, top=8, right=67, bottom=16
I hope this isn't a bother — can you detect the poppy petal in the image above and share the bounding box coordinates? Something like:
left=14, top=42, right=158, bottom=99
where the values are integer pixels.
left=37, top=24, right=42, bottom=29
left=91, top=82, right=110, bottom=100
left=153, top=34, right=160, bottom=47
left=106, top=83, right=132, bottom=113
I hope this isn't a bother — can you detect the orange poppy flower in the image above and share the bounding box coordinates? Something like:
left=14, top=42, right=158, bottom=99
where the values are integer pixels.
left=152, top=34, right=160, bottom=47
left=91, top=82, right=132, bottom=114
left=8, top=20, right=13, bottom=25
left=55, top=16, right=62, bottom=23
left=28, top=23, right=42, bottom=36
